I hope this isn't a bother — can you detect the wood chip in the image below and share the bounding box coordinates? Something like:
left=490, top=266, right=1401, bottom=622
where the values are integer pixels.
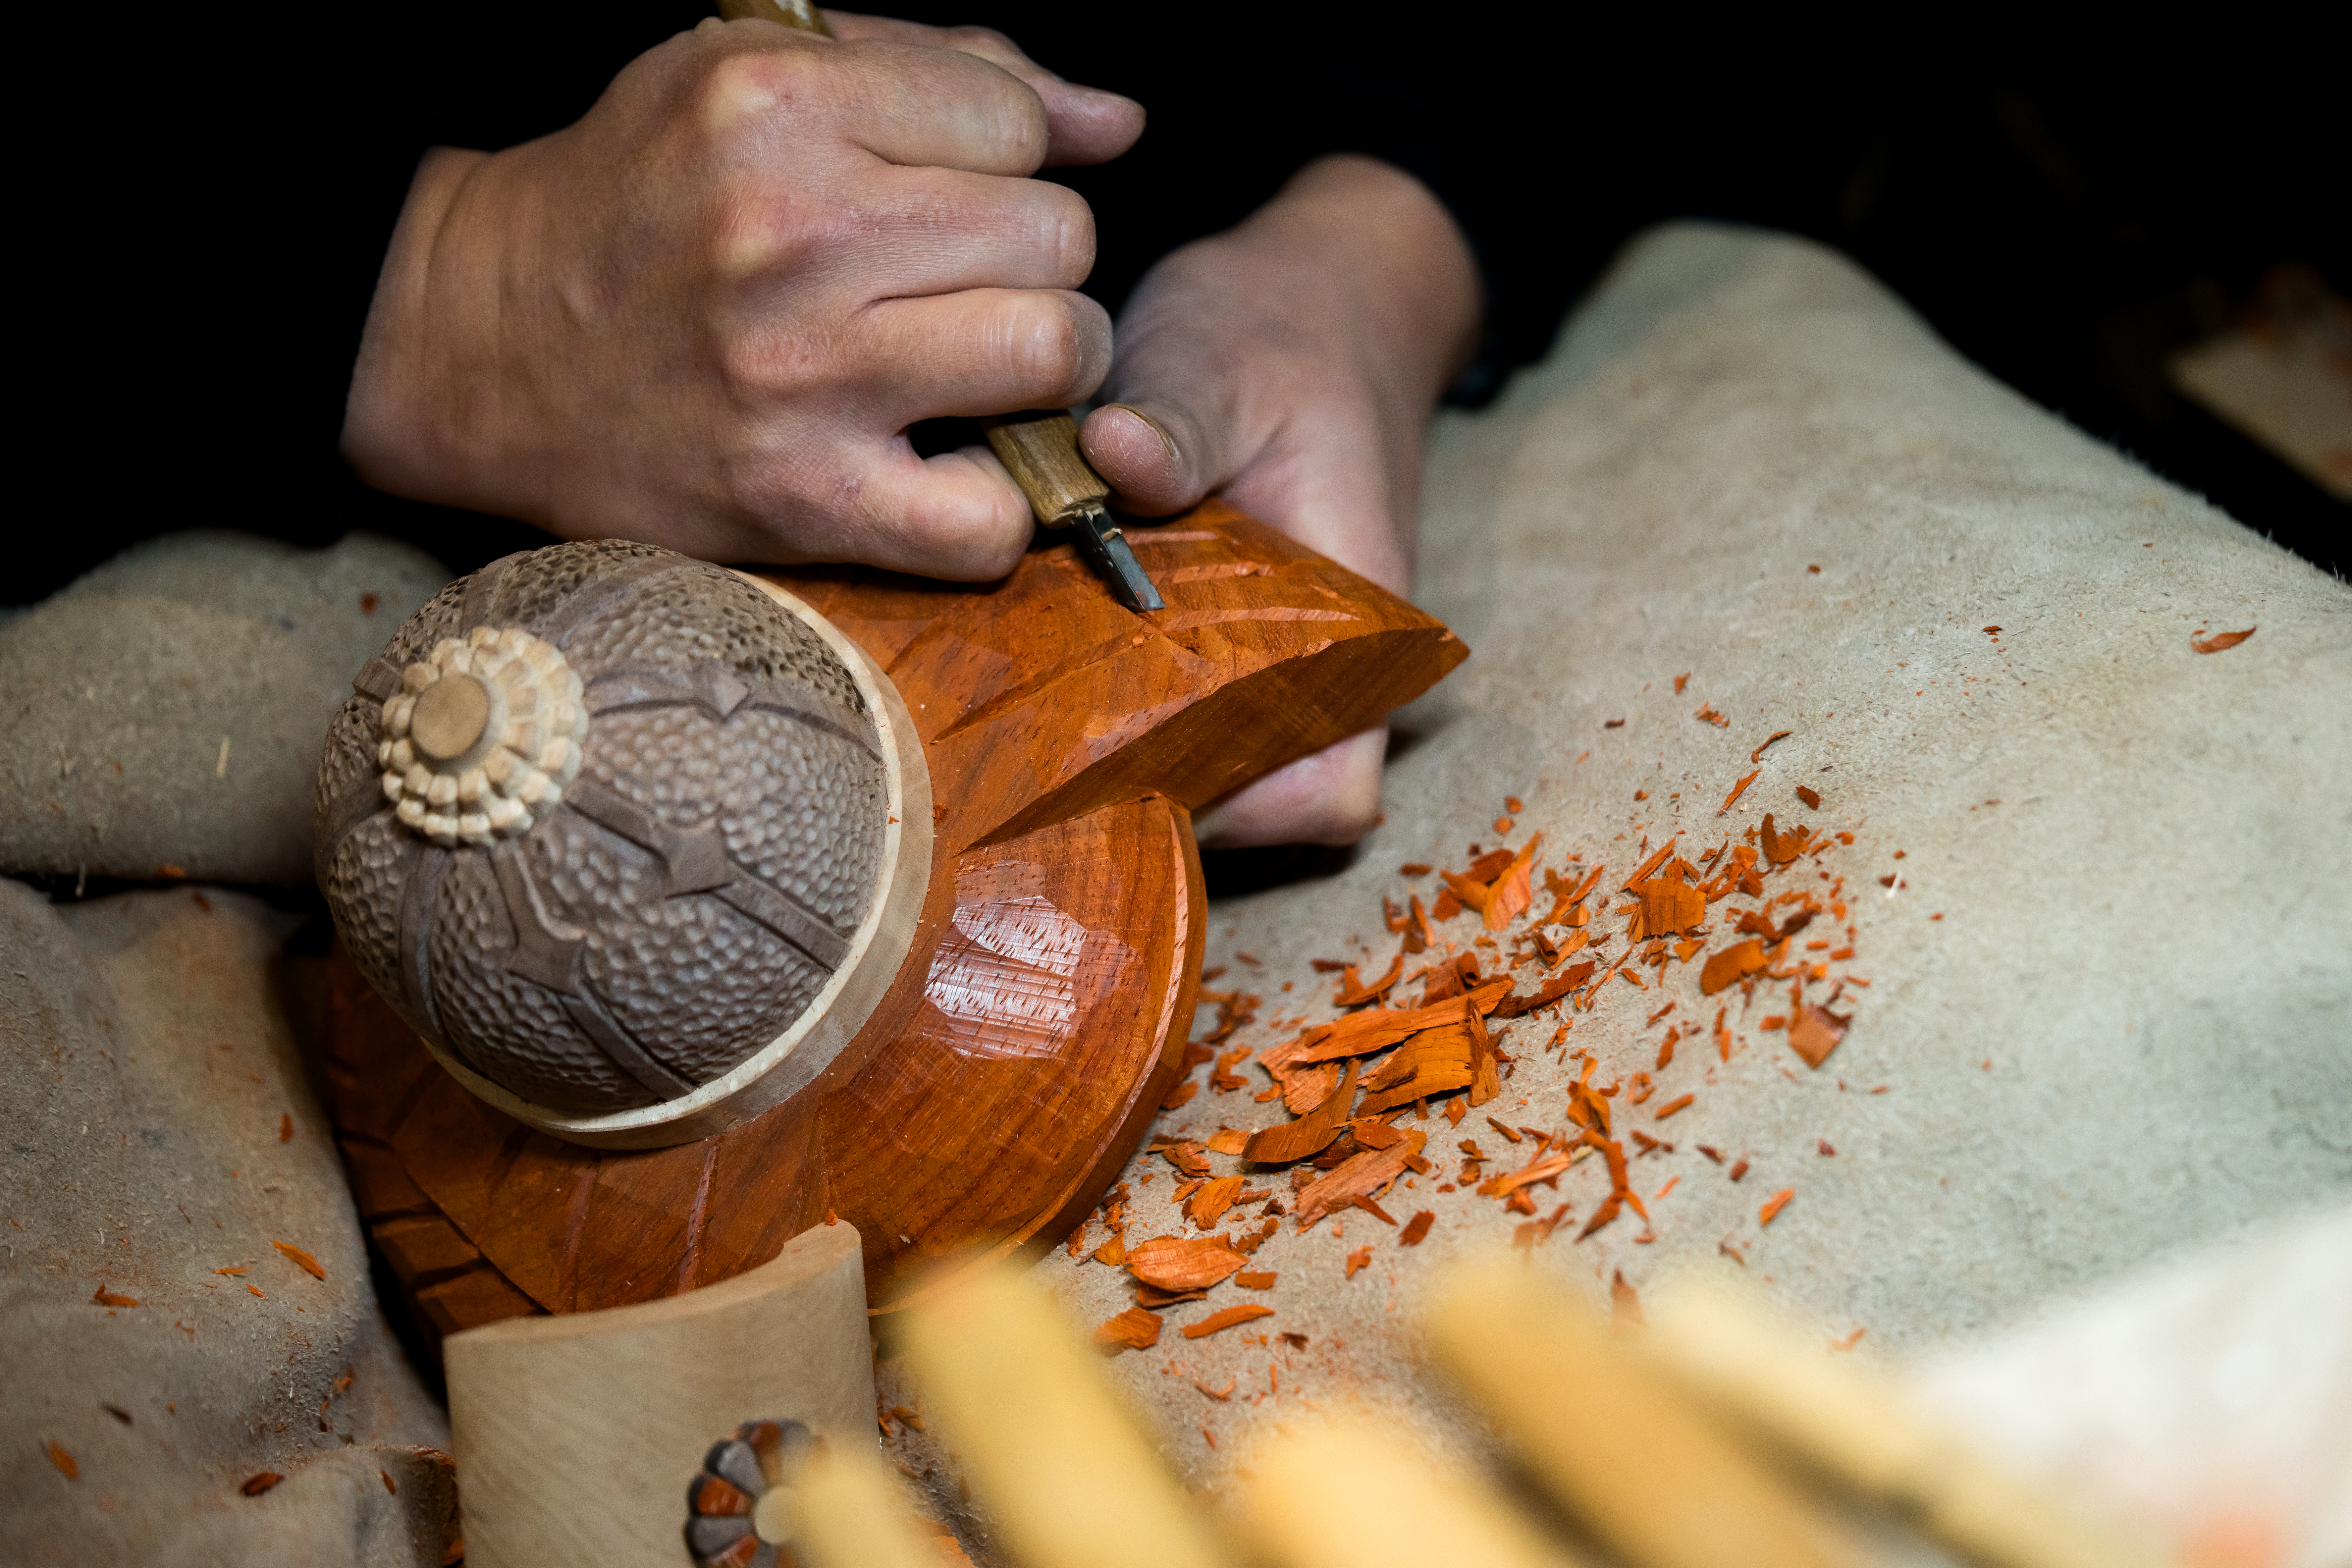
left=1750, top=731, right=1792, bottom=764
left=1795, top=785, right=1822, bottom=809
left=90, top=1285, right=139, bottom=1307
left=1760, top=813, right=1812, bottom=866
left=1476, top=1150, right=1574, bottom=1198
left=1332, top=953, right=1405, bottom=1006
left=1700, top=939, right=1767, bottom=996
left=1091, top=1308, right=1163, bottom=1354
left=1482, top=835, right=1542, bottom=931
left=1620, top=838, right=1679, bottom=892
left=1654, top=1093, right=1694, bottom=1120
left=1344, top=1247, right=1373, bottom=1279
left=1236, top=1271, right=1277, bottom=1289
left=1242, top=1059, right=1360, bottom=1164
left=47, top=1442, right=77, bottom=1479
left=1185, top=1304, right=1274, bottom=1339
left=1205, top=1128, right=1249, bottom=1156
left=1352, top=1025, right=1476, bottom=1114
left=1124, top=1235, right=1248, bottom=1291
left=1787, top=1004, right=1852, bottom=1068
left=1134, top=1283, right=1210, bottom=1308
left=242, top=1471, right=284, bottom=1496
left=1187, top=1176, right=1246, bottom=1229
left=2190, top=626, right=2255, bottom=654
left=1720, top=770, right=1761, bottom=813
left=1399, top=1210, right=1435, bottom=1245
left=1633, top=875, right=1705, bottom=938
left=271, top=1240, right=326, bottom=1280
left=1760, top=1188, right=1795, bottom=1225
left=1491, top=959, right=1595, bottom=1018
left=1293, top=1131, right=1427, bottom=1229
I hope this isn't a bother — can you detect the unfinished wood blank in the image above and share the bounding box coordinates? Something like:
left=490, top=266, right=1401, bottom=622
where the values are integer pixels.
left=446, top=1219, right=872, bottom=1568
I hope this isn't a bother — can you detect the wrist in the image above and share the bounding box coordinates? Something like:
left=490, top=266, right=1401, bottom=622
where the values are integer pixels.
left=342, top=145, right=528, bottom=517
left=1235, top=154, right=1482, bottom=416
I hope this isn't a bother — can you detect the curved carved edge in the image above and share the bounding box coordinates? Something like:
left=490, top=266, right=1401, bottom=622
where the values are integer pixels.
left=760, top=498, right=1468, bottom=858
left=326, top=794, right=1202, bottom=1357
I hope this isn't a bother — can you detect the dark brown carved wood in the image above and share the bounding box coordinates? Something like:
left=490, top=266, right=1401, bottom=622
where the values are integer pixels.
left=325, top=501, right=1466, bottom=1357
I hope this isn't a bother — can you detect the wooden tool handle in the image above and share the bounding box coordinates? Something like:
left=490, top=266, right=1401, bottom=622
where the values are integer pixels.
left=717, top=0, right=832, bottom=33
left=980, top=411, right=1114, bottom=527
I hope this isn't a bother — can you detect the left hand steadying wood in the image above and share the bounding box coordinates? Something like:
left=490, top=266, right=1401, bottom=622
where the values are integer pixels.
left=1077, top=154, right=1482, bottom=846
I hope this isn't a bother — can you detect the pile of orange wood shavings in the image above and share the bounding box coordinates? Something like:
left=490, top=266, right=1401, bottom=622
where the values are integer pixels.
left=1077, top=764, right=1881, bottom=1355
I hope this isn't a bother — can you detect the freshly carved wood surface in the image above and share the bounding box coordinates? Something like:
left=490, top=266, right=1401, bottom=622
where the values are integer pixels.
left=326, top=503, right=1465, bottom=1352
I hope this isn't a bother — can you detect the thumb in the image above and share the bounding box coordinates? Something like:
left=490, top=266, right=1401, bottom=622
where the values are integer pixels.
left=1079, top=395, right=1236, bottom=518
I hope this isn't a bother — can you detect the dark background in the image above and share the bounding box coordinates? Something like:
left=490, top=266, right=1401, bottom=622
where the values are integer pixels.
left=20, top=7, right=2342, bottom=604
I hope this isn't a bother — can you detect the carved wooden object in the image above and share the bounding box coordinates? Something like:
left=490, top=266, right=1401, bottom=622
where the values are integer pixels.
left=324, top=503, right=1465, bottom=1354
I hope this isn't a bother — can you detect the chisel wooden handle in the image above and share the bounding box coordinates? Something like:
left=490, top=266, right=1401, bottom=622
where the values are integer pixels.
left=978, top=410, right=1114, bottom=527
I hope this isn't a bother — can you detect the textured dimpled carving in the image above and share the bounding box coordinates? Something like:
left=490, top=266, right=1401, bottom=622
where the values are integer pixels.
left=316, top=541, right=891, bottom=1116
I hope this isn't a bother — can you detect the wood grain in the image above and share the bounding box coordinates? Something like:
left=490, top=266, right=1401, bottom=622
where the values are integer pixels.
left=326, top=502, right=1464, bottom=1354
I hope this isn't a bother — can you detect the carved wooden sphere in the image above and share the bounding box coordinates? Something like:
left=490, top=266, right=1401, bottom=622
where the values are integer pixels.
left=316, top=540, right=929, bottom=1146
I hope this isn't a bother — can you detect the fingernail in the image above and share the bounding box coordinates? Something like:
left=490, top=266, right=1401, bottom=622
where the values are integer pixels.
left=1101, top=403, right=1179, bottom=467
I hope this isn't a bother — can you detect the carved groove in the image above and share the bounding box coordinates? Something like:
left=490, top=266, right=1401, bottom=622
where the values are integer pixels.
left=561, top=983, right=698, bottom=1099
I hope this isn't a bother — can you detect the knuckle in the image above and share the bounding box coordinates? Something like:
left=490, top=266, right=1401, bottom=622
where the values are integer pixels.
left=690, top=44, right=820, bottom=137
left=942, top=25, right=1020, bottom=59
left=1039, top=185, right=1096, bottom=282
left=1007, top=293, right=1102, bottom=392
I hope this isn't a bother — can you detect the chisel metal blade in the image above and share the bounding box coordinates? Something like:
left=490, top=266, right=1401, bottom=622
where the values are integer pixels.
left=1069, top=504, right=1164, bottom=612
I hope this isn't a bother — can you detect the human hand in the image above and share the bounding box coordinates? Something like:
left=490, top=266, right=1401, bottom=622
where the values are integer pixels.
left=342, top=10, right=1142, bottom=578
left=1077, top=154, right=1480, bottom=846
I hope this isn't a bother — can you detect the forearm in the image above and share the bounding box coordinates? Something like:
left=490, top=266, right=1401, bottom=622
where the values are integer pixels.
left=1224, top=154, right=1482, bottom=424
left=342, top=146, right=513, bottom=517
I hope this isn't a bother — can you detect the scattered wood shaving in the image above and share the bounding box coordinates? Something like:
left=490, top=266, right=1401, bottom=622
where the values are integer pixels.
left=1091, top=1308, right=1162, bottom=1354
left=1344, top=1247, right=1373, bottom=1279
left=271, top=1240, right=327, bottom=1281
left=1124, top=1235, right=1248, bottom=1292
left=2190, top=627, right=2255, bottom=654
left=1242, top=1059, right=1361, bottom=1163
left=1700, top=939, right=1767, bottom=996
left=1184, top=1303, right=1275, bottom=1339
left=1187, top=1176, right=1246, bottom=1229
left=1787, top=1004, right=1851, bottom=1068
left=1294, top=1132, right=1428, bottom=1229
left=1759, top=1189, right=1795, bottom=1225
